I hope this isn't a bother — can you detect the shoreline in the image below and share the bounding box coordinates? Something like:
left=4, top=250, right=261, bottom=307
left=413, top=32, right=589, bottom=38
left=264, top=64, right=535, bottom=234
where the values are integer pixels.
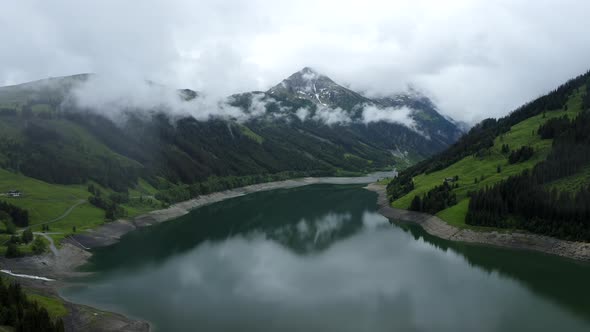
left=0, top=172, right=393, bottom=332
left=70, top=173, right=393, bottom=249
left=7, top=176, right=589, bottom=331
left=366, top=183, right=590, bottom=262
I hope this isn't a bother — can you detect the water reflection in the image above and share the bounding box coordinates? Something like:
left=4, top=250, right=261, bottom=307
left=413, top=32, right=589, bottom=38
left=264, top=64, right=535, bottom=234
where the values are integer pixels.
left=398, top=223, right=590, bottom=321
left=63, top=185, right=590, bottom=332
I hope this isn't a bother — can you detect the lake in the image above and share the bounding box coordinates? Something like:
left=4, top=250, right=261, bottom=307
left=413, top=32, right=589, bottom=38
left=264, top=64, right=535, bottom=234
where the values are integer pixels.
left=61, top=184, right=590, bottom=331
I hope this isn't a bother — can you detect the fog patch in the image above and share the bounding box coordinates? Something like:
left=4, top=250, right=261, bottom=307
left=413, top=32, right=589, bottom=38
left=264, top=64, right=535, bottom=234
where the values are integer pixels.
left=246, top=93, right=273, bottom=118
left=361, top=103, right=414, bottom=126
left=312, top=106, right=352, bottom=125
left=67, top=74, right=246, bottom=123
left=295, top=107, right=309, bottom=121
left=66, top=75, right=428, bottom=136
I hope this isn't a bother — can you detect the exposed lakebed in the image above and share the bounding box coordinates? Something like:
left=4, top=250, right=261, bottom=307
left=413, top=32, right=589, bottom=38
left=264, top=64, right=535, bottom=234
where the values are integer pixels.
left=61, top=184, right=590, bottom=331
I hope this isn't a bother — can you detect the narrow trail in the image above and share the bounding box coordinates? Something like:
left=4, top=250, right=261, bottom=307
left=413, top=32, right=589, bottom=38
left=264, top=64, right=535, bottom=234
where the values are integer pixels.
left=1, top=200, right=85, bottom=245
left=34, top=232, right=60, bottom=257
left=37, top=199, right=86, bottom=226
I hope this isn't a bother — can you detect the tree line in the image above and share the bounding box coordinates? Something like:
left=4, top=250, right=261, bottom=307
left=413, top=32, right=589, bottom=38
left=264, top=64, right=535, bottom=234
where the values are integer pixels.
left=508, top=146, right=534, bottom=164
left=409, top=179, right=458, bottom=214
left=387, top=71, right=590, bottom=201
left=87, top=184, right=128, bottom=221
left=466, top=109, right=590, bottom=240
left=155, top=171, right=327, bottom=204
left=0, top=200, right=29, bottom=227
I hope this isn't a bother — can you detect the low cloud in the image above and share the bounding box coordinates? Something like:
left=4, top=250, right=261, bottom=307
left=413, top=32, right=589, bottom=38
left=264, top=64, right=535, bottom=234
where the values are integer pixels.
left=245, top=93, right=273, bottom=118
left=295, top=107, right=309, bottom=121
left=67, top=74, right=246, bottom=122
left=311, top=106, right=352, bottom=125
left=361, top=104, right=421, bottom=134
left=3, top=1, right=590, bottom=125
left=65, top=74, right=426, bottom=135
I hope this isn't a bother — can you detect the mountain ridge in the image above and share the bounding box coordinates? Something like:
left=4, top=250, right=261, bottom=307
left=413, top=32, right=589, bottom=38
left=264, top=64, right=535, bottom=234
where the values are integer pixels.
left=0, top=67, right=464, bottom=203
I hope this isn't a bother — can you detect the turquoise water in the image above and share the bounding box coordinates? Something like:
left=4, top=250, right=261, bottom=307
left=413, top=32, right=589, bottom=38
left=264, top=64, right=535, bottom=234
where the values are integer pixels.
left=61, top=184, right=590, bottom=331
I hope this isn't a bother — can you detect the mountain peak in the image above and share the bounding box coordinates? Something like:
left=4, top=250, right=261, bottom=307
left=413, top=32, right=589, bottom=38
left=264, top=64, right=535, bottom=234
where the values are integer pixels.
left=298, top=66, right=322, bottom=78
left=285, top=66, right=333, bottom=85
left=268, top=67, right=364, bottom=107
left=300, top=66, right=316, bottom=74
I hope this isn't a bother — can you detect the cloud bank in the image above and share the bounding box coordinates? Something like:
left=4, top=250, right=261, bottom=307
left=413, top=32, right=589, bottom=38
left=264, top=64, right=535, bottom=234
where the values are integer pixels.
left=3, top=0, right=590, bottom=124
left=65, top=74, right=421, bottom=132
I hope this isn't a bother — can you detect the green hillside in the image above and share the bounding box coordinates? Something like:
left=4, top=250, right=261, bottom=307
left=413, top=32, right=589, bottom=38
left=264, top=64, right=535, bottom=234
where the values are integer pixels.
left=0, top=68, right=465, bottom=258
left=0, top=69, right=460, bottom=257
left=0, top=168, right=162, bottom=254
left=392, top=86, right=586, bottom=227
left=387, top=70, right=590, bottom=241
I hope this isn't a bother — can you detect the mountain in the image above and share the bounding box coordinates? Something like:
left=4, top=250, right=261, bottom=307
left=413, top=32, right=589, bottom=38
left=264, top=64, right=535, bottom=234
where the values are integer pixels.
left=0, top=68, right=462, bottom=206
left=387, top=69, right=590, bottom=241
left=268, top=67, right=463, bottom=143
left=268, top=67, right=372, bottom=110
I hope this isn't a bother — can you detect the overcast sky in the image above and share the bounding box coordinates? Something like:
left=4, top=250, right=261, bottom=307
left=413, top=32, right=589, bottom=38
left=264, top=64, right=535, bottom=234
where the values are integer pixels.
left=2, top=0, right=590, bottom=123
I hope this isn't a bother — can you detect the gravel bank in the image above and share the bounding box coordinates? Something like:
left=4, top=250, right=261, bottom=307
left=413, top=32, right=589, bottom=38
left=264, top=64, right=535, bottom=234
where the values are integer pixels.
left=72, top=173, right=394, bottom=249
left=366, top=183, right=590, bottom=262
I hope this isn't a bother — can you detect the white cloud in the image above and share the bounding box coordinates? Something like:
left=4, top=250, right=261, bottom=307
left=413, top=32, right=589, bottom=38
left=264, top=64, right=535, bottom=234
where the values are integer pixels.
left=312, top=106, right=352, bottom=125
left=361, top=104, right=416, bottom=128
left=247, top=93, right=273, bottom=118
left=2, top=0, right=590, bottom=124
left=295, top=107, right=310, bottom=121
left=67, top=74, right=430, bottom=134
left=68, top=74, right=246, bottom=122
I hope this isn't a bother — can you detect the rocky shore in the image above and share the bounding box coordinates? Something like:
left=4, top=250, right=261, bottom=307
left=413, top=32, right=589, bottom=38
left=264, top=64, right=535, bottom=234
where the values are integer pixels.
left=70, top=174, right=393, bottom=249
left=366, top=183, right=590, bottom=262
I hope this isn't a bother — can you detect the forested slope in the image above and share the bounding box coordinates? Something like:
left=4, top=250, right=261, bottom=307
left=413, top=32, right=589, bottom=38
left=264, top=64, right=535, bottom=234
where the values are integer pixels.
left=0, top=69, right=463, bottom=256
left=387, top=70, right=590, bottom=241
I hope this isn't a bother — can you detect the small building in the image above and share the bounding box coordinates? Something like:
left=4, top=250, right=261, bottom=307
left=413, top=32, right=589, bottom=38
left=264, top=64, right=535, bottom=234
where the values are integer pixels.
left=444, top=177, right=455, bottom=182
left=7, top=190, right=22, bottom=198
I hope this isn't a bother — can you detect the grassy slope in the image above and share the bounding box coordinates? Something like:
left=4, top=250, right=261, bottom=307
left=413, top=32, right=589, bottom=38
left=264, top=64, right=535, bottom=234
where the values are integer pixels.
left=26, top=293, right=68, bottom=318
left=0, top=167, right=162, bottom=252
left=392, top=86, right=586, bottom=229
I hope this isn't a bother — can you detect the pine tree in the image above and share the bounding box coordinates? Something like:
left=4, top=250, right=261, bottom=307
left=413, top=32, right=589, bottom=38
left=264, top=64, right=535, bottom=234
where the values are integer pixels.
left=31, top=236, right=47, bottom=255
left=21, top=228, right=33, bottom=243
left=5, top=242, right=20, bottom=258
left=409, top=195, right=422, bottom=212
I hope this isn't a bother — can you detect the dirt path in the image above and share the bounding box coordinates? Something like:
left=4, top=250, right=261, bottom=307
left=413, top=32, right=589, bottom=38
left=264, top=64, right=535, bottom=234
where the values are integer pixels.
left=1, top=200, right=85, bottom=246
left=34, top=232, right=59, bottom=256
left=38, top=200, right=86, bottom=226
left=366, top=183, right=590, bottom=261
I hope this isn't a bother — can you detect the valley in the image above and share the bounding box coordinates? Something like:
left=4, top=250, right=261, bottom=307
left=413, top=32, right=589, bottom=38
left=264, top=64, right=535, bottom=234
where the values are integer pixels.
left=2, top=60, right=590, bottom=332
